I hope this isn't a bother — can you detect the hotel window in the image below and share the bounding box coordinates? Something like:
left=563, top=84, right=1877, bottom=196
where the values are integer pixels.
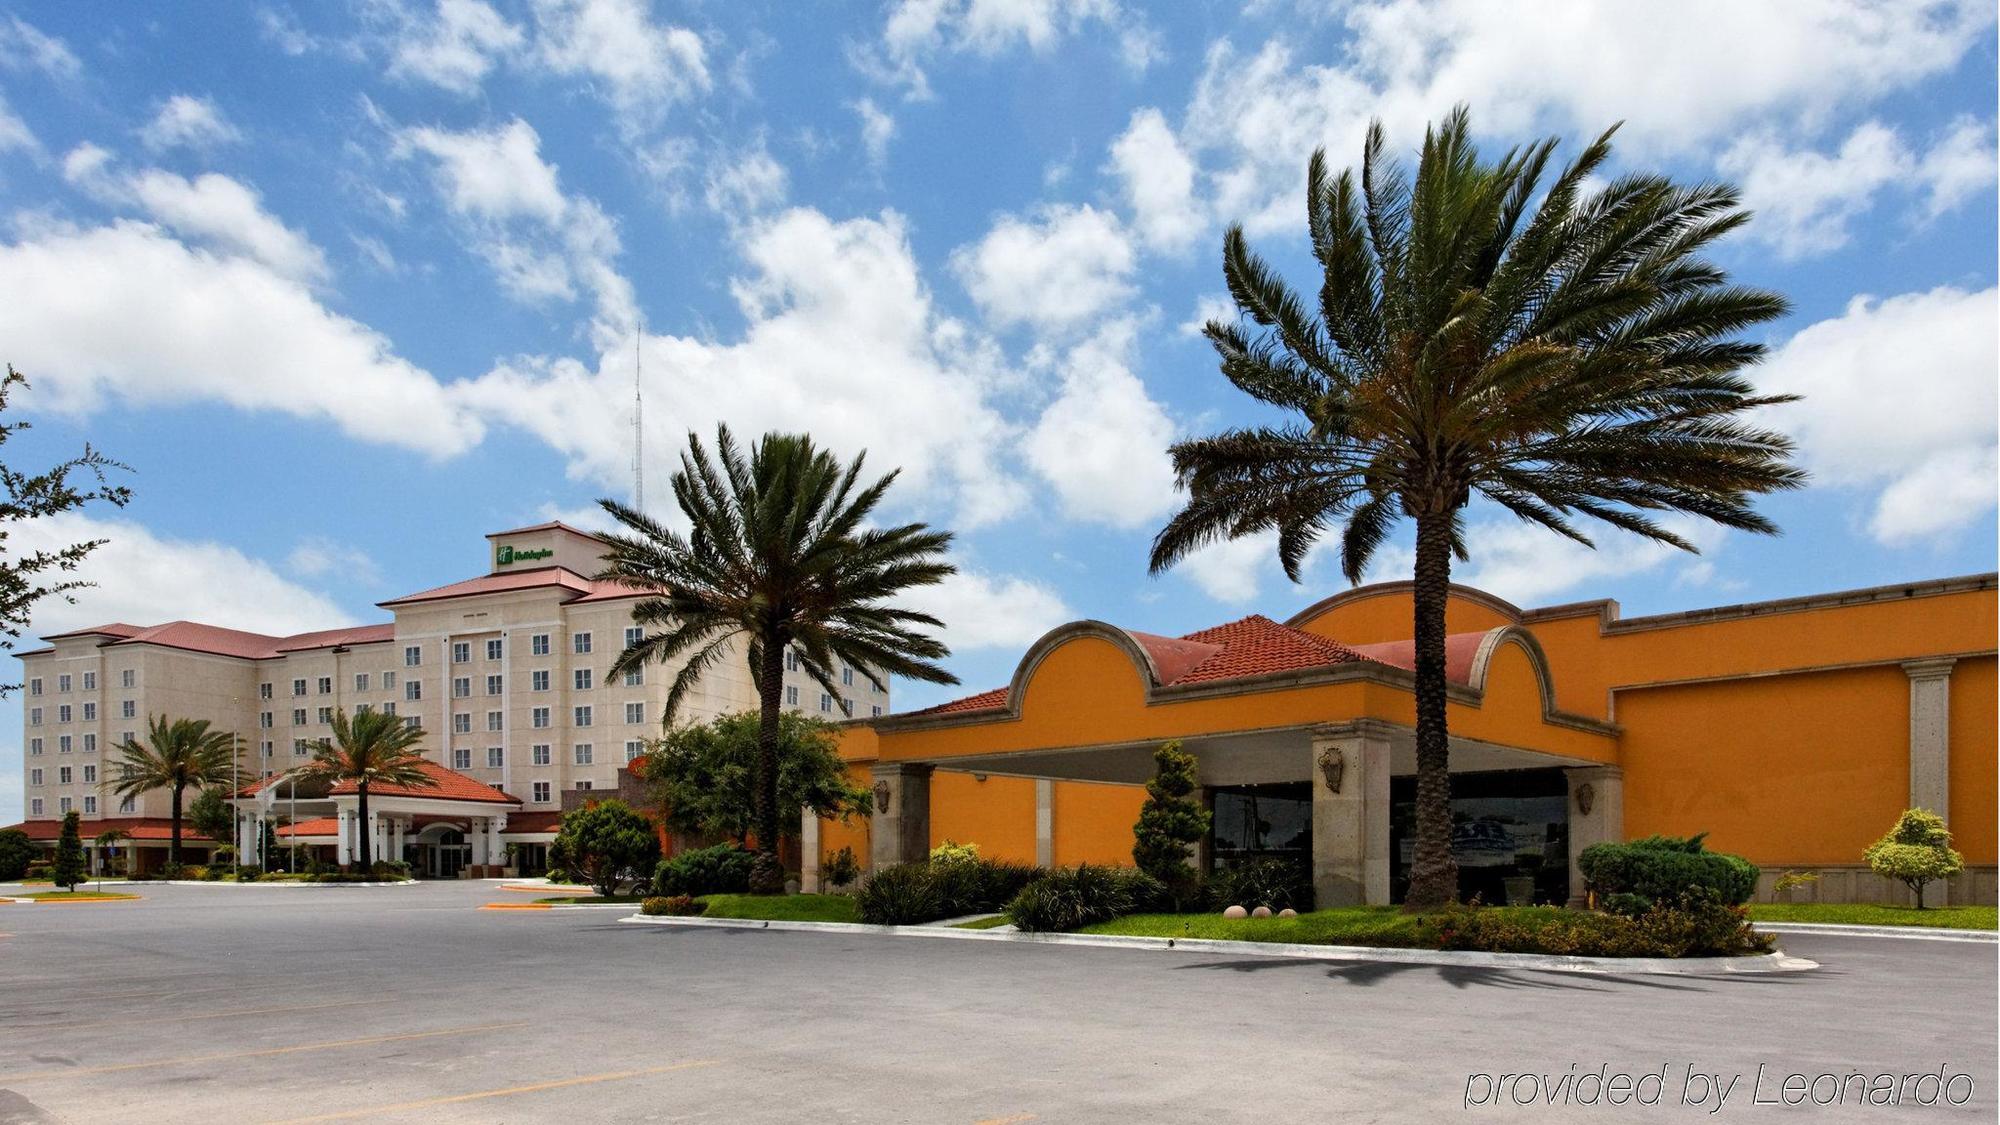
left=624, top=626, right=643, bottom=648
left=573, top=632, right=592, bottom=655
left=574, top=669, right=593, bottom=691
left=383, top=671, right=397, bottom=689
left=356, top=703, right=372, bottom=716
left=486, top=711, right=503, bottom=731
left=486, top=747, right=504, bottom=768
left=406, top=681, right=422, bottom=701
left=119, top=796, right=136, bottom=814
left=382, top=702, right=396, bottom=716
left=404, top=717, right=420, bottom=730
left=81, top=702, right=96, bottom=721
left=531, top=744, right=551, bottom=765
left=871, top=706, right=882, bottom=717
left=625, top=702, right=643, bottom=724
left=531, top=707, right=550, bottom=729
left=317, top=707, right=333, bottom=724
left=83, top=795, right=97, bottom=815
left=28, top=737, right=41, bottom=755
left=82, top=734, right=96, bottom=753
left=576, top=780, right=594, bottom=790
left=623, top=667, right=643, bottom=687
left=259, top=682, right=272, bottom=700
left=532, top=670, right=549, bottom=691
left=405, top=645, right=422, bottom=666
left=121, top=731, right=134, bottom=746
left=317, top=677, right=332, bottom=695
left=787, top=649, right=801, bottom=672
left=574, top=744, right=593, bottom=765
left=841, top=666, right=854, bottom=687
left=82, top=765, right=96, bottom=784
left=28, top=677, right=41, bottom=696
left=59, top=796, right=72, bottom=814
left=485, top=674, right=503, bottom=695
left=453, top=748, right=472, bottom=770
left=785, top=686, right=798, bottom=706
left=486, top=639, right=503, bottom=660
left=532, top=781, right=551, bottom=803
left=531, top=633, right=550, bottom=656
left=573, top=705, right=593, bottom=727
left=841, top=700, right=854, bottom=717
left=261, top=741, right=273, bottom=757
left=58, top=705, right=72, bottom=723
left=59, top=735, right=72, bottom=753
left=29, top=707, right=41, bottom=725
left=58, top=674, right=71, bottom=692
left=82, top=671, right=96, bottom=691
left=453, top=713, right=472, bottom=734
left=624, top=740, right=644, bottom=762
left=819, top=693, right=832, bottom=713
left=355, top=673, right=370, bottom=692
left=30, top=798, right=44, bottom=816
left=292, top=678, right=307, bottom=696
left=121, top=700, right=136, bottom=719
left=452, top=642, right=470, bottom=664
left=122, top=669, right=135, bottom=689
left=30, top=768, right=42, bottom=785
left=452, top=677, right=471, bottom=698
left=292, top=709, right=307, bottom=725
left=58, top=766, right=72, bottom=784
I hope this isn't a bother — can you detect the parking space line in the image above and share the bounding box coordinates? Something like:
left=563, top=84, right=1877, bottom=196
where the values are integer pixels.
left=264, top=1059, right=721, bottom=1122
left=0, top=1021, right=531, bottom=1083
left=20, top=996, right=388, bottom=1031
left=974, top=1114, right=1037, bottom=1124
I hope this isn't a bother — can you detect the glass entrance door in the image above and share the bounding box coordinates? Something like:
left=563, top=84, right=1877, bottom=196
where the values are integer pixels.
left=426, top=829, right=470, bottom=878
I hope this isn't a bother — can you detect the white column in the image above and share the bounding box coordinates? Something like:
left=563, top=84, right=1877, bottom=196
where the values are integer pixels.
left=251, top=813, right=265, bottom=866
left=486, top=815, right=503, bottom=869
left=1565, top=766, right=1625, bottom=907
left=1903, top=658, right=1955, bottom=817
left=335, top=809, right=351, bottom=866
left=391, top=818, right=406, bottom=861
left=1309, top=724, right=1391, bottom=907
left=236, top=811, right=253, bottom=858
left=366, top=811, right=382, bottom=866
left=1034, top=779, right=1055, bottom=868
left=800, top=808, right=822, bottom=892
left=471, top=818, right=490, bottom=865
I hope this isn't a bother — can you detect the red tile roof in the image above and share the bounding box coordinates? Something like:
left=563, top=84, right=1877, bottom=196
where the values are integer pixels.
left=502, top=810, right=563, bottom=834
left=42, top=623, right=145, bottom=641
left=483, top=521, right=606, bottom=541
left=327, top=759, right=520, bottom=805
left=34, top=620, right=396, bottom=661
left=378, top=566, right=596, bottom=607
left=1346, top=633, right=1487, bottom=687
left=273, top=624, right=396, bottom=653
left=921, top=686, right=1011, bottom=715
left=276, top=817, right=338, bottom=839
left=1, top=817, right=197, bottom=841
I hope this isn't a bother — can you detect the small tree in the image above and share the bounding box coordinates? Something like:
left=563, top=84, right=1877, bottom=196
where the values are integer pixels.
left=188, top=786, right=233, bottom=844
left=0, top=826, right=33, bottom=881
left=1132, top=740, right=1210, bottom=908
left=639, top=711, right=872, bottom=847
left=52, top=810, right=85, bottom=890
left=1865, top=808, right=1963, bottom=909
left=554, top=800, right=662, bottom=897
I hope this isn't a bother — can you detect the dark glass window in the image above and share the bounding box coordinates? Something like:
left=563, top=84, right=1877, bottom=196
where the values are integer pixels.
left=1390, top=768, right=1569, bottom=905
left=1209, top=782, right=1312, bottom=868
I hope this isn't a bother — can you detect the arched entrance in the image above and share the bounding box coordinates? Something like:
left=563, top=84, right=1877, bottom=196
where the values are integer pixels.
left=414, top=824, right=471, bottom=879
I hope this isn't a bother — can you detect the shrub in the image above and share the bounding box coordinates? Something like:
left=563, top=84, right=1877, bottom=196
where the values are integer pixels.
left=929, top=839, right=980, bottom=867
left=0, top=827, right=34, bottom=882
left=1007, top=865, right=1162, bottom=933
left=159, top=861, right=186, bottom=880
left=554, top=800, right=662, bottom=896
left=370, top=860, right=412, bottom=881
left=857, top=862, right=945, bottom=924
left=235, top=865, right=263, bottom=882
left=641, top=894, right=707, bottom=917
left=182, top=864, right=211, bottom=881
left=1210, top=857, right=1314, bottom=912
left=1578, top=834, right=1758, bottom=908
left=25, top=862, right=53, bottom=880
left=1600, top=892, right=1652, bottom=918
left=821, top=845, right=861, bottom=889
left=1132, top=741, right=1210, bottom=909
left=51, top=811, right=85, bottom=890
left=654, top=843, right=757, bottom=897
left=211, top=844, right=237, bottom=864
left=1864, top=808, right=1963, bottom=909
left=1419, top=895, right=1770, bottom=958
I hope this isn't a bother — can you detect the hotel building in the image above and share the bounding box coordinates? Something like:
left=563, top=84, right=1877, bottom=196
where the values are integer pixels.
left=7, top=522, right=889, bottom=875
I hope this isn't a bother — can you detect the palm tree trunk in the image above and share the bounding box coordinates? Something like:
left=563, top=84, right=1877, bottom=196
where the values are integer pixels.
left=749, top=634, right=786, bottom=894
left=1403, top=511, right=1459, bottom=910
left=357, top=784, right=371, bottom=871
left=169, top=784, right=183, bottom=868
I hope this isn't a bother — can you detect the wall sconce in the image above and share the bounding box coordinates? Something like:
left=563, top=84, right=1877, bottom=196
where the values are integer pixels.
left=972, top=773, right=988, bottom=782
left=1317, top=747, right=1345, bottom=794
left=872, top=779, right=891, bottom=815
left=1576, top=783, right=1595, bottom=816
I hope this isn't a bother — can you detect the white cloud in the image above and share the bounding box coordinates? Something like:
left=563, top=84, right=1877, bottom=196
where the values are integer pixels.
left=1109, top=107, right=1203, bottom=252
left=286, top=535, right=382, bottom=584
left=1176, top=530, right=1282, bottom=605
left=388, top=0, right=526, bottom=95
left=1758, top=286, right=1998, bottom=544
left=865, top=0, right=1154, bottom=98
left=460, top=206, right=1027, bottom=530
left=398, top=117, right=567, bottom=223
left=138, top=95, right=242, bottom=153
left=1449, top=517, right=1727, bottom=606
left=1911, top=114, right=1997, bottom=221
left=1178, top=292, right=1237, bottom=336
left=899, top=569, right=1072, bottom=650
left=0, top=219, right=482, bottom=455
left=530, top=0, right=709, bottom=129
left=0, top=15, right=82, bottom=81
left=854, top=98, right=896, bottom=167
left=950, top=203, right=1136, bottom=335
left=1022, top=320, right=1177, bottom=528
left=703, top=141, right=789, bottom=218
left=66, top=153, right=330, bottom=285
left=17, top=514, right=351, bottom=638
left=0, top=95, right=35, bottom=156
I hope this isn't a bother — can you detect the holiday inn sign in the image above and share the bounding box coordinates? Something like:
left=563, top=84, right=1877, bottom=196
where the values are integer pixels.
left=493, top=544, right=555, bottom=566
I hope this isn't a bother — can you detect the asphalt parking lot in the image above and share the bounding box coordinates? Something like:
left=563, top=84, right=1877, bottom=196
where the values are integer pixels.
left=0, top=881, right=1993, bottom=1123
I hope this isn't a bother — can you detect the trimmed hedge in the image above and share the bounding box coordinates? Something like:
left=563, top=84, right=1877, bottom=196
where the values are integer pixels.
left=1209, top=857, right=1314, bottom=913
left=654, top=843, right=757, bottom=897
left=1007, top=865, right=1165, bottom=933
left=1424, top=893, right=1771, bottom=958
left=641, top=894, right=707, bottom=916
left=1578, top=834, right=1758, bottom=909
left=856, top=857, right=1046, bottom=925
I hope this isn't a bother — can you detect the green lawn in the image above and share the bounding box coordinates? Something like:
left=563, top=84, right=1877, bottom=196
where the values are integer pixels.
left=1747, top=903, right=1997, bottom=930
left=14, top=890, right=142, bottom=901
left=1081, top=906, right=1434, bottom=946
left=536, top=892, right=649, bottom=904
left=952, top=914, right=1013, bottom=930
left=697, top=893, right=859, bottom=923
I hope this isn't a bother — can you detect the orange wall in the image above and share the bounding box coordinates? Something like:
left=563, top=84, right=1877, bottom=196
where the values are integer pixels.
left=1052, top=781, right=1147, bottom=867
left=930, top=771, right=1036, bottom=862
left=1949, top=656, right=1997, bottom=864
left=1293, top=587, right=1514, bottom=645
left=1619, top=665, right=1913, bottom=866
left=815, top=762, right=871, bottom=870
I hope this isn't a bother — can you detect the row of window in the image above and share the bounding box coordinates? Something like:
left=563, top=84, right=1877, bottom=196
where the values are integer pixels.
left=27, top=670, right=137, bottom=695
left=442, top=740, right=647, bottom=771
left=27, top=733, right=104, bottom=755
left=28, top=700, right=135, bottom=725
left=29, top=763, right=98, bottom=785
left=27, top=795, right=134, bottom=816
left=785, top=649, right=889, bottom=695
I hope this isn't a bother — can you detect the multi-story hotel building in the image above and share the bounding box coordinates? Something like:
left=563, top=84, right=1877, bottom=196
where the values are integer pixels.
left=6, top=522, right=890, bottom=874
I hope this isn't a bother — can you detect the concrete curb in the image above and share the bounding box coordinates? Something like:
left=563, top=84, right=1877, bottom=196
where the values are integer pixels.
left=619, top=914, right=1816, bottom=976
left=3, top=894, right=141, bottom=904
left=1755, top=921, right=1997, bottom=943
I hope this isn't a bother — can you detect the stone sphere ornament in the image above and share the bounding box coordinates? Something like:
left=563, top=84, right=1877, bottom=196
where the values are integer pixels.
left=1250, top=906, right=1273, bottom=918
left=1222, top=905, right=1248, bottom=918
left=1278, top=908, right=1298, bottom=918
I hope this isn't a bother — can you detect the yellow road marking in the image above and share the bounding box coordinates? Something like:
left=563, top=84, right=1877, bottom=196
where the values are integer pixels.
left=21, top=996, right=386, bottom=1032
left=265, top=1060, right=720, bottom=1122
left=479, top=902, right=553, bottom=910
left=0, top=1021, right=530, bottom=1083
left=974, top=1115, right=1038, bottom=1125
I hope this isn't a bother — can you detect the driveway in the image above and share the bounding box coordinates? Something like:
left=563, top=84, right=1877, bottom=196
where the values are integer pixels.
left=0, top=881, right=1992, bottom=1122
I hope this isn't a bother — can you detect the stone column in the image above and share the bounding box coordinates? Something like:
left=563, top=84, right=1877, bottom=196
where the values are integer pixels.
left=1564, top=765, right=1624, bottom=907
left=1309, top=725, right=1391, bottom=907
left=236, top=810, right=253, bottom=859
left=799, top=809, right=822, bottom=893
left=1034, top=779, right=1055, bottom=869
left=391, top=818, right=406, bottom=862
left=487, top=815, right=504, bottom=872
left=251, top=813, right=265, bottom=867
left=1903, top=658, right=1955, bottom=818
left=335, top=809, right=351, bottom=866
left=470, top=818, right=489, bottom=865
left=868, top=762, right=933, bottom=871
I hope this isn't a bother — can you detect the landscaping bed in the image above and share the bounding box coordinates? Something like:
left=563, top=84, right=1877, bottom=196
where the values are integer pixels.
left=699, top=893, right=858, bottom=923
left=1746, top=903, right=1996, bottom=930
left=10, top=890, right=142, bottom=902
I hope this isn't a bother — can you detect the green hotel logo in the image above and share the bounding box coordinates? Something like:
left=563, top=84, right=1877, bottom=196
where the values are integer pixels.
left=495, top=544, right=555, bottom=566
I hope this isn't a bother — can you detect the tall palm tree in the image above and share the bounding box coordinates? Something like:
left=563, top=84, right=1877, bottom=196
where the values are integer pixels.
left=1149, top=108, right=1803, bottom=909
left=100, top=714, right=237, bottom=866
left=296, top=709, right=435, bottom=870
left=599, top=426, right=960, bottom=893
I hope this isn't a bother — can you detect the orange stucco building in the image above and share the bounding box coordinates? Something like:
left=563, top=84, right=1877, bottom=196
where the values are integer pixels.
left=814, top=573, right=1997, bottom=907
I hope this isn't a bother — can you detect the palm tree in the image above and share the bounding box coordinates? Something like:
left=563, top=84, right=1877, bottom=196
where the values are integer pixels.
left=296, top=709, right=436, bottom=870
left=598, top=426, right=960, bottom=892
left=1149, top=108, right=1803, bottom=909
left=100, top=714, right=237, bottom=867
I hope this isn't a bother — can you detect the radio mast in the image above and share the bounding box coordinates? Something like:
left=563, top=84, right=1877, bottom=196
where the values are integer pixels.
left=632, top=321, right=644, bottom=511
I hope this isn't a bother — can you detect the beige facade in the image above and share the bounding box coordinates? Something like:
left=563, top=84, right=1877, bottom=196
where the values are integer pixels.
left=15, top=522, right=891, bottom=836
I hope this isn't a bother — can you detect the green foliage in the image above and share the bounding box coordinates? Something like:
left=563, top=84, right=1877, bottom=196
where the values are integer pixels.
left=1131, top=741, right=1210, bottom=907
left=51, top=810, right=85, bottom=890
left=821, top=845, right=861, bottom=889
left=1579, top=834, right=1759, bottom=908
left=554, top=800, right=662, bottom=896
left=653, top=842, right=756, bottom=897
left=642, top=894, right=708, bottom=916
left=189, top=787, right=233, bottom=843
left=1600, top=892, right=1652, bottom=918
left=855, top=862, right=943, bottom=925
left=1007, top=864, right=1164, bottom=933
left=234, top=865, right=262, bottom=882
left=369, top=860, right=412, bottom=881
left=103, top=714, right=239, bottom=864
left=1209, top=857, right=1314, bottom=912
left=1865, top=808, right=1964, bottom=908
left=855, top=852, right=1045, bottom=924
left=24, top=861, right=52, bottom=880
left=0, top=364, right=132, bottom=687
left=1419, top=894, right=1771, bottom=958
left=638, top=710, right=872, bottom=846
left=296, top=708, right=437, bottom=871
left=929, top=839, right=979, bottom=866
left=0, top=827, right=33, bottom=881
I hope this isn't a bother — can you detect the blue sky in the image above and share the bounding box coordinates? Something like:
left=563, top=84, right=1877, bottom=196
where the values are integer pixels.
left=1, top=2, right=1995, bottom=818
